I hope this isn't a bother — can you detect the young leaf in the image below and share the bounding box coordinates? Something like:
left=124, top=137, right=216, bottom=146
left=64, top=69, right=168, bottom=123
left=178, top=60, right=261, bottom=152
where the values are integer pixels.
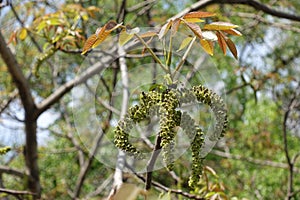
left=93, top=21, right=123, bottom=48
left=19, top=28, right=28, bottom=40
left=204, top=166, right=218, bottom=178
left=182, top=18, right=204, bottom=23
left=138, top=31, right=157, bottom=39
left=183, top=21, right=203, bottom=39
left=171, top=18, right=180, bottom=35
left=222, top=28, right=242, bottom=36
left=200, top=39, right=214, bottom=55
left=202, top=31, right=218, bottom=41
left=225, top=38, right=238, bottom=59
left=119, top=27, right=139, bottom=46
left=158, top=20, right=172, bottom=39
left=216, top=31, right=227, bottom=55
left=183, top=11, right=216, bottom=19
left=177, top=36, right=193, bottom=52
left=92, top=29, right=110, bottom=48
left=204, top=22, right=239, bottom=31
left=81, top=34, right=97, bottom=55
left=81, top=21, right=123, bottom=54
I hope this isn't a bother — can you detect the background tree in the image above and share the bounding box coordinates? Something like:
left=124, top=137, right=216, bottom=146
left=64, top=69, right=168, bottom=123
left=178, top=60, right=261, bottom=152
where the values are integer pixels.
left=0, top=0, right=299, bottom=199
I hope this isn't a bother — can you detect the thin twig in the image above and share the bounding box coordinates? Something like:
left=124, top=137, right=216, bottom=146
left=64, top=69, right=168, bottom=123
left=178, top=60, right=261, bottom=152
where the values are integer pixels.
left=283, top=85, right=300, bottom=200
left=125, top=162, right=205, bottom=200
left=134, top=33, right=169, bottom=73
left=145, top=134, right=162, bottom=190
left=173, top=36, right=197, bottom=80
left=210, top=150, right=300, bottom=173
left=0, top=188, right=36, bottom=197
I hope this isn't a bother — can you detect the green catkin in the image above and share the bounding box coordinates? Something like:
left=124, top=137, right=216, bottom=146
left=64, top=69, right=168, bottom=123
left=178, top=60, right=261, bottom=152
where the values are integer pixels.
left=180, top=112, right=205, bottom=188
left=113, top=84, right=227, bottom=188
left=192, top=85, right=228, bottom=140
left=0, top=146, right=11, bottom=155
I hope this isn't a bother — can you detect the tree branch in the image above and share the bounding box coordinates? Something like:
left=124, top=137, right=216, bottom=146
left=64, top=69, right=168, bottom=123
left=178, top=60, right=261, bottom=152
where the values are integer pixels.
left=282, top=85, right=299, bottom=200
left=35, top=48, right=118, bottom=116
left=0, top=166, right=27, bottom=178
left=125, top=162, right=205, bottom=200
left=169, top=0, right=300, bottom=22
left=0, top=188, right=36, bottom=198
left=0, top=31, right=36, bottom=114
left=107, top=44, right=129, bottom=200
left=145, top=134, right=162, bottom=190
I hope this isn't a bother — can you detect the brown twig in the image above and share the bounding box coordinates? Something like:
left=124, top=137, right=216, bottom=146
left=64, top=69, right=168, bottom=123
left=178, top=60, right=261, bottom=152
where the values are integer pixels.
left=125, top=162, right=205, bottom=200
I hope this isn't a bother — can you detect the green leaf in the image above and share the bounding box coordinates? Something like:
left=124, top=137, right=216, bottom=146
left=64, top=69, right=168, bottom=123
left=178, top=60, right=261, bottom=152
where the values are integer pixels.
left=46, top=17, right=63, bottom=26
left=158, top=191, right=171, bottom=200
left=119, top=27, right=139, bottom=46
left=182, top=18, right=204, bottom=23
left=205, top=191, right=217, bottom=198
left=0, top=146, right=11, bottom=155
left=177, top=36, right=193, bottom=51
left=36, top=21, right=46, bottom=33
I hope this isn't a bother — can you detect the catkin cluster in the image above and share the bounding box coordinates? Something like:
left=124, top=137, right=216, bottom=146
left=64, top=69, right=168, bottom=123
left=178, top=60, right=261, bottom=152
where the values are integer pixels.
left=114, top=84, right=228, bottom=188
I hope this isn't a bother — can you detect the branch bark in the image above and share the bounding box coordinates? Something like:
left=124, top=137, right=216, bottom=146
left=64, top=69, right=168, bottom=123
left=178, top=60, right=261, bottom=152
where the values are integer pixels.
left=0, top=188, right=36, bottom=198
left=282, top=85, right=300, bottom=200
left=0, top=166, right=27, bottom=179
left=169, top=0, right=300, bottom=22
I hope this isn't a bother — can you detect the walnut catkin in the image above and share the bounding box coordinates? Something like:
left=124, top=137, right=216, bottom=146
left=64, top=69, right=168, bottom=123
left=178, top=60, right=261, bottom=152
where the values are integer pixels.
left=114, top=84, right=228, bottom=188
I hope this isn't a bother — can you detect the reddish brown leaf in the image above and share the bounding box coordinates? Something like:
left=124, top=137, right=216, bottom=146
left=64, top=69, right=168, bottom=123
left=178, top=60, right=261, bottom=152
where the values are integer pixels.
left=81, top=34, right=97, bottom=55
left=93, top=30, right=110, bottom=48
left=183, top=11, right=216, bottom=19
left=222, top=28, right=242, bottom=36
left=184, top=21, right=203, bottom=39
left=216, top=31, right=227, bottom=55
left=225, top=38, right=238, bottom=59
left=171, top=18, right=180, bottom=35
left=158, top=20, right=172, bottom=39
left=7, top=31, right=17, bottom=45
left=139, top=31, right=157, bottom=38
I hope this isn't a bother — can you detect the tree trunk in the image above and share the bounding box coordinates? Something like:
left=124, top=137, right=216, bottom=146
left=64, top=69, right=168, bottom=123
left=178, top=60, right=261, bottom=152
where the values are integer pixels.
left=24, top=114, right=40, bottom=198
